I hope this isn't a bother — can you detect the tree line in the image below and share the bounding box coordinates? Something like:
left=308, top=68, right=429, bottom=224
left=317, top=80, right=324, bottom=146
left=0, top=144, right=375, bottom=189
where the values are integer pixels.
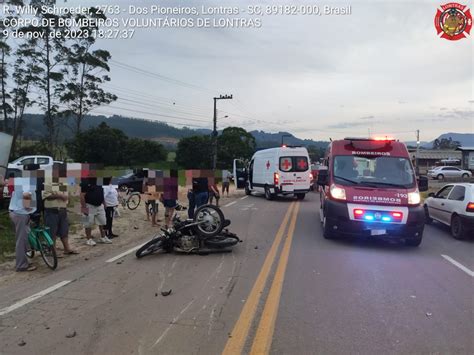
left=0, top=0, right=116, bottom=157
left=67, top=123, right=256, bottom=169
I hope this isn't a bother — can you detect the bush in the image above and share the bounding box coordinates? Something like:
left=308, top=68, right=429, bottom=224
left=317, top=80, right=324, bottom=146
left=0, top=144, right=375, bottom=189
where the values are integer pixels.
left=66, top=122, right=167, bottom=165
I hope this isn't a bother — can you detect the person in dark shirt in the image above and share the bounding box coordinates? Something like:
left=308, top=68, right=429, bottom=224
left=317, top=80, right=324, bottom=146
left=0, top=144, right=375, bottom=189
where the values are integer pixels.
left=188, top=177, right=209, bottom=219
left=80, top=178, right=111, bottom=246
left=208, top=180, right=220, bottom=206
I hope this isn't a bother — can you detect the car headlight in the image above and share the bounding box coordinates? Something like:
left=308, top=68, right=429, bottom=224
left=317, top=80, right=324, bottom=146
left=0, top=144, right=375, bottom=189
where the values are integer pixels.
left=408, top=190, right=421, bottom=205
left=330, top=184, right=346, bottom=200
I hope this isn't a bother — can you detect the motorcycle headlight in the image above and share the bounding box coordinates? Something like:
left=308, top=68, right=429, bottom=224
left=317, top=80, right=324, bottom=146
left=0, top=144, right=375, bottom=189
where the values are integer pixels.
left=330, top=184, right=346, bottom=200
left=408, top=190, right=421, bottom=205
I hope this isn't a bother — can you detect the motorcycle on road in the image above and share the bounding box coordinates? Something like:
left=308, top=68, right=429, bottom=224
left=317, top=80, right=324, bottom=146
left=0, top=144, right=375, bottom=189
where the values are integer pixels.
left=136, top=204, right=241, bottom=258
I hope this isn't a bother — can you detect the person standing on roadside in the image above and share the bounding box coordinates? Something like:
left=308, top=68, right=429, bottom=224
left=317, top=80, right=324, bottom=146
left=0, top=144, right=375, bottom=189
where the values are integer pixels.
left=80, top=177, right=111, bottom=246
left=143, top=172, right=160, bottom=227
left=9, top=176, right=37, bottom=271
left=187, top=187, right=195, bottom=219
left=222, top=169, right=232, bottom=197
left=161, top=170, right=179, bottom=229
left=43, top=182, right=78, bottom=256
left=103, top=177, right=119, bottom=239
left=188, top=176, right=209, bottom=219
left=208, top=180, right=220, bottom=206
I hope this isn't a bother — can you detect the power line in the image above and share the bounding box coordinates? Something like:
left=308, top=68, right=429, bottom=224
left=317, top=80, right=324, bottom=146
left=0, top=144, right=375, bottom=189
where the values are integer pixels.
left=115, top=97, right=212, bottom=120
left=104, top=105, right=210, bottom=124
left=104, top=84, right=212, bottom=112
left=109, top=60, right=216, bottom=94
left=89, top=109, right=208, bottom=129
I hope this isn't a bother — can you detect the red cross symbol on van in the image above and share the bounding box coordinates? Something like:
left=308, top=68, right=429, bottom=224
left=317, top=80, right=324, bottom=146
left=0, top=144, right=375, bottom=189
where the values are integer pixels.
left=281, top=159, right=292, bottom=171
left=266, top=160, right=270, bottom=170
left=297, top=159, right=307, bottom=170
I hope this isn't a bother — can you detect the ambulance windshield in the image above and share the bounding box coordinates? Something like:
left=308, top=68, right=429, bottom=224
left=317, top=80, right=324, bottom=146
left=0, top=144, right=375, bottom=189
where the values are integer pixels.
left=333, top=155, right=415, bottom=188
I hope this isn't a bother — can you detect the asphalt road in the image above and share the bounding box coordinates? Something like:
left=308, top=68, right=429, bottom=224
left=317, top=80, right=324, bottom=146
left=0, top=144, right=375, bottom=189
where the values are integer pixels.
left=0, top=192, right=472, bottom=354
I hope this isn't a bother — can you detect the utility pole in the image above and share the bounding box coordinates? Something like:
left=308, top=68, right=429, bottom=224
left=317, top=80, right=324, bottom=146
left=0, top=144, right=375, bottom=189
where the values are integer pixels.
left=212, top=94, right=232, bottom=170
left=415, top=129, right=420, bottom=176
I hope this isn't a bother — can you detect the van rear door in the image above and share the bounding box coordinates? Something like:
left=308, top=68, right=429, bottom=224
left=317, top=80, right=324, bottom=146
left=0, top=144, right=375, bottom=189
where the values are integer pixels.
left=278, top=156, right=310, bottom=192
left=233, top=159, right=247, bottom=189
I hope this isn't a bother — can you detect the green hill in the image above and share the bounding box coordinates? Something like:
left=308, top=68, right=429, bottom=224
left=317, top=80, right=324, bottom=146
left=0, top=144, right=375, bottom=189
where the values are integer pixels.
left=20, top=113, right=329, bottom=149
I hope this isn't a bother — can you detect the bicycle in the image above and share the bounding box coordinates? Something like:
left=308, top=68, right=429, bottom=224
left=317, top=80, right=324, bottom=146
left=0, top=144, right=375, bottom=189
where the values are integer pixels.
left=118, top=186, right=141, bottom=210
left=26, top=213, right=57, bottom=270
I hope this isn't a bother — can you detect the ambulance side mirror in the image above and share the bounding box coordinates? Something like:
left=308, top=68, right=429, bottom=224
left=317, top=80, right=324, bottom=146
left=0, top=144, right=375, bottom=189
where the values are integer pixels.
left=317, top=170, right=328, bottom=186
left=417, top=176, right=428, bottom=192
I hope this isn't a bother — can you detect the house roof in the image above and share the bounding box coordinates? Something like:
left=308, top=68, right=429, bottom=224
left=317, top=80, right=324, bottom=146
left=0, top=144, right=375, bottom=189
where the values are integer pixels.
left=410, top=150, right=462, bottom=160
left=456, top=146, right=474, bottom=151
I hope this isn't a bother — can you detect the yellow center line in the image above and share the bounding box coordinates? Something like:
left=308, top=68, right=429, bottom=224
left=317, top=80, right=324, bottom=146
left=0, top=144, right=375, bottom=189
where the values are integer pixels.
left=222, top=202, right=296, bottom=355
left=250, top=202, right=300, bottom=355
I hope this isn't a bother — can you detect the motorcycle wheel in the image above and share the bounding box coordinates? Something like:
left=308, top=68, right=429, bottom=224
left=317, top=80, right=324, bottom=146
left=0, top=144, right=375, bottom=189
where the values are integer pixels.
left=136, top=237, right=165, bottom=258
left=193, top=204, right=225, bottom=238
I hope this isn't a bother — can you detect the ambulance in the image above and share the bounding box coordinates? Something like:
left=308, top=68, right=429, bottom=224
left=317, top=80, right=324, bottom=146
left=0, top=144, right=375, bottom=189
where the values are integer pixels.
left=317, top=137, right=428, bottom=246
left=234, top=146, right=312, bottom=200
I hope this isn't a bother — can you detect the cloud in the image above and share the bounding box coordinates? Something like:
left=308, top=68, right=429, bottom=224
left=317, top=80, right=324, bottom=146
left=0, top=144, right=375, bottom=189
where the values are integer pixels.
left=326, top=119, right=380, bottom=129
left=438, top=109, right=473, bottom=120
left=57, top=0, right=472, bottom=142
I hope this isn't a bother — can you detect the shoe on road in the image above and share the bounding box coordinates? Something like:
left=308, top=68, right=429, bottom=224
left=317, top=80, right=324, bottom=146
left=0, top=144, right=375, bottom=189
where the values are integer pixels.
left=86, top=239, right=97, bottom=246
left=17, top=265, right=37, bottom=272
left=98, top=237, right=112, bottom=244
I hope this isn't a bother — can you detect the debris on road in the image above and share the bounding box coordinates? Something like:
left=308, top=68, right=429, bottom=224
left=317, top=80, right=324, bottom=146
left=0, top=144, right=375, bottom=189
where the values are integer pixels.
left=254, top=246, right=258, bottom=249
left=410, top=295, right=416, bottom=299
left=66, top=330, right=77, bottom=338
left=426, top=312, right=433, bottom=317
left=18, top=340, right=26, bottom=346
left=161, top=289, right=172, bottom=296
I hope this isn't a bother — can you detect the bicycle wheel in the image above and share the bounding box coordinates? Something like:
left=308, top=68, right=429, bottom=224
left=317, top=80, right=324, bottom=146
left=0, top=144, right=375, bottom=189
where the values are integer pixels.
left=136, top=237, right=165, bottom=258
left=127, top=193, right=141, bottom=210
left=37, top=231, right=58, bottom=270
left=193, top=204, right=225, bottom=238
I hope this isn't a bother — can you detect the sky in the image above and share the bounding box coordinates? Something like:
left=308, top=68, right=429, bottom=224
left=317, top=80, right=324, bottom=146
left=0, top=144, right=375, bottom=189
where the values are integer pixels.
left=7, top=0, right=474, bottom=141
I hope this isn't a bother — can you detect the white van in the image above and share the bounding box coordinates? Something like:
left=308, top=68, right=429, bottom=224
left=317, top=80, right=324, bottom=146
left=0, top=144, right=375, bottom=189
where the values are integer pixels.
left=234, top=146, right=311, bottom=200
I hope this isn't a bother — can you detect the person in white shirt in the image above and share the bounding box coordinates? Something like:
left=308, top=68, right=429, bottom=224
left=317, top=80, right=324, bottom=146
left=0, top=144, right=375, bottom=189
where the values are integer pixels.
left=222, top=170, right=232, bottom=197
left=9, top=177, right=37, bottom=271
left=103, top=177, right=119, bottom=238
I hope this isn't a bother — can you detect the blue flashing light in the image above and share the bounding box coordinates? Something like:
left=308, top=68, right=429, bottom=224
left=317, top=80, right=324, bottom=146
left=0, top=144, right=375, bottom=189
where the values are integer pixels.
left=382, top=217, right=391, bottom=222
left=364, top=215, right=374, bottom=221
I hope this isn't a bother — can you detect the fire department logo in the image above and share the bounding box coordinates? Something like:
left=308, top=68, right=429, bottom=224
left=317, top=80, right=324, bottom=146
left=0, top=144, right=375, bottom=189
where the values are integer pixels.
left=435, top=3, right=472, bottom=40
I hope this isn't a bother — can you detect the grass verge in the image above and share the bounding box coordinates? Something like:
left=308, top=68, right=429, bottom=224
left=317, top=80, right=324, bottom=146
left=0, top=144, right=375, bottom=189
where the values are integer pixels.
left=0, top=212, right=15, bottom=263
